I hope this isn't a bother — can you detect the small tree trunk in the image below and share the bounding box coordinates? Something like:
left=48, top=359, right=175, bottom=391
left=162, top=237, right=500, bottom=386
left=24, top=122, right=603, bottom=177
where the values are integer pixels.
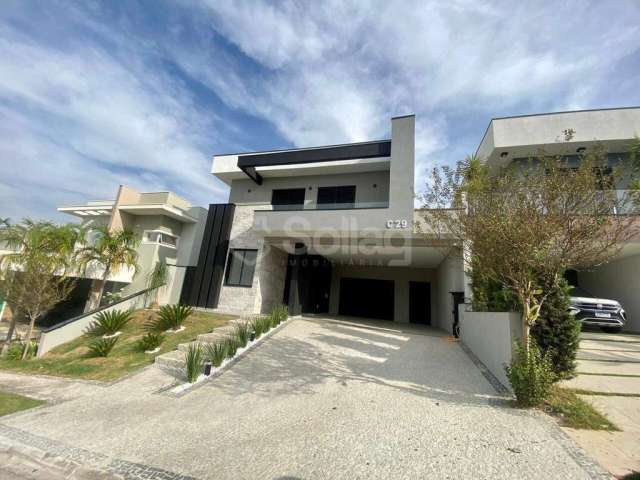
left=21, top=313, right=37, bottom=360
left=84, top=270, right=109, bottom=313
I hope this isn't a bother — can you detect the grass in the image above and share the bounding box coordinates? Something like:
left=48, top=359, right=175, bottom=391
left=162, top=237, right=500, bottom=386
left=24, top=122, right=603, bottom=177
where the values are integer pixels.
left=565, top=388, right=640, bottom=398
left=545, top=387, right=619, bottom=431
left=0, top=310, right=233, bottom=382
left=0, top=391, right=45, bottom=417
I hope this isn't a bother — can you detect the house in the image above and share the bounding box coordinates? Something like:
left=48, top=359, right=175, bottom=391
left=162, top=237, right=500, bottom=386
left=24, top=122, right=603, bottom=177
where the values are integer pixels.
left=57, top=186, right=208, bottom=312
left=476, top=106, right=640, bottom=332
left=179, top=115, right=467, bottom=334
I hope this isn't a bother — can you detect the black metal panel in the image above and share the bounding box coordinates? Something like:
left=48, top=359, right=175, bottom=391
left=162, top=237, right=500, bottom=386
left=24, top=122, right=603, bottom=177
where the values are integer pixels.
left=206, top=204, right=235, bottom=307
left=185, top=203, right=235, bottom=308
left=238, top=140, right=391, bottom=169
left=179, top=266, right=197, bottom=304
left=198, top=205, right=226, bottom=305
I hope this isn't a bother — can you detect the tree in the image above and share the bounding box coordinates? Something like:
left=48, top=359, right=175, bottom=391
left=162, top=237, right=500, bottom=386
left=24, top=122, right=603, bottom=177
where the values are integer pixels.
left=422, top=147, right=640, bottom=350
left=76, top=227, right=139, bottom=312
left=146, top=259, right=168, bottom=308
left=0, top=220, right=82, bottom=358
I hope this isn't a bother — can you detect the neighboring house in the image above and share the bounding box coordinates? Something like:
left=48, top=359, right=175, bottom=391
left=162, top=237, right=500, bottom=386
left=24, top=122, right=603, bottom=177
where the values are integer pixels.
left=180, top=115, right=467, bottom=334
left=57, top=186, right=208, bottom=310
left=476, top=106, right=640, bottom=332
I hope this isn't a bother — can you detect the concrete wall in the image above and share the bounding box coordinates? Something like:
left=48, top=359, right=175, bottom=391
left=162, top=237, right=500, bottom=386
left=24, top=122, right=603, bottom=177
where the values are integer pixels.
left=229, top=171, right=390, bottom=208
left=579, top=254, right=640, bottom=332
left=328, top=264, right=436, bottom=324
left=37, top=288, right=155, bottom=357
left=460, top=310, right=522, bottom=389
left=434, top=254, right=465, bottom=333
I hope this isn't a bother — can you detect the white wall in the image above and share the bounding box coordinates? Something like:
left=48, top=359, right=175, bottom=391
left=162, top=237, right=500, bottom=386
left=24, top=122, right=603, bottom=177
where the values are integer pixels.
left=460, top=310, right=522, bottom=389
left=36, top=288, right=155, bottom=357
left=434, top=254, right=465, bottom=333
left=229, top=171, right=390, bottom=207
left=579, top=254, right=640, bottom=332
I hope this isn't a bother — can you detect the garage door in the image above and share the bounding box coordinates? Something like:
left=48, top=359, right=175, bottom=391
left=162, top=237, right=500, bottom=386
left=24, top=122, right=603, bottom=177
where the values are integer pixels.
left=338, top=278, right=394, bottom=320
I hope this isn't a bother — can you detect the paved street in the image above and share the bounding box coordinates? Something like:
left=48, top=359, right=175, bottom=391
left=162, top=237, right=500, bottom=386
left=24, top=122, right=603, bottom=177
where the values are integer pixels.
left=1, top=317, right=609, bottom=479
left=563, top=330, right=640, bottom=478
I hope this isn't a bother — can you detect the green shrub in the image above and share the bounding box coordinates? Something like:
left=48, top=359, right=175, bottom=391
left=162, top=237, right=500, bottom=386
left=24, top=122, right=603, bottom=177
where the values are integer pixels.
left=532, top=278, right=581, bottom=379
left=225, top=336, right=238, bottom=358
left=205, top=341, right=227, bottom=368
left=137, top=332, right=164, bottom=352
left=86, top=309, right=133, bottom=337
left=6, top=341, right=37, bottom=360
left=147, top=304, right=193, bottom=332
left=184, top=343, right=204, bottom=383
left=234, top=322, right=250, bottom=348
left=469, top=258, right=516, bottom=312
left=250, top=315, right=269, bottom=338
left=505, top=340, right=556, bottom=407
left=273, top=304, right=288, bottom=323
left=87, top=336, right=119, bottom=357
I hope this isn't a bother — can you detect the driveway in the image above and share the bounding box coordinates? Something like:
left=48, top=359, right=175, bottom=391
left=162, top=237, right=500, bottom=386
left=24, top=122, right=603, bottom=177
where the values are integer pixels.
left=563, top=330, right=640, bottom=477
left=0, top=317, right=609, bottom=479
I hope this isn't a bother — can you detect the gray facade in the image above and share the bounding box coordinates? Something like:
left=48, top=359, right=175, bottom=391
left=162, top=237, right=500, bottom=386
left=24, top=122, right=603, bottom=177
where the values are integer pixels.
left=210, top=115, right=465, bottom=332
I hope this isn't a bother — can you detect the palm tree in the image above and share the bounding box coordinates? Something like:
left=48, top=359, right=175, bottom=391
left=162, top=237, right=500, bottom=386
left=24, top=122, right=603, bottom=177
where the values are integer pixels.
left=0, top=220, right=83, bottom=357
left=76, top=227, right=139, bottom=312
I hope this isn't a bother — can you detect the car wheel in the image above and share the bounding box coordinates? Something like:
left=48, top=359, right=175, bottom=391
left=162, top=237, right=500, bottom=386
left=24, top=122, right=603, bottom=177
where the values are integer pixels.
left=601, top=326, right=622, bottom=334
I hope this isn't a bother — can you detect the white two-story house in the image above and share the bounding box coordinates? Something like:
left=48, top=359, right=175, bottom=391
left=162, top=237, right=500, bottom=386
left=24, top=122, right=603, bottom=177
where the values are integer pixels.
left=476, top=106, right=640, bottom=332
left=181, top=115, right=467, bottom=333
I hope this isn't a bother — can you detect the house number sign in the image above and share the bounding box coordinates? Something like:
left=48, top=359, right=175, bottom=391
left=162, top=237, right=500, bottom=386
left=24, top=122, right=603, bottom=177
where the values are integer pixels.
left=386, top=219, right=408, bottom=229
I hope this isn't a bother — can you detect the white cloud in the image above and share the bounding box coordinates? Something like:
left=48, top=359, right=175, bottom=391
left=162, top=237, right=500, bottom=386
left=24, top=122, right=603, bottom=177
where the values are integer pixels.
left=192, top=0, right=640, bottom=193
left=1, top=0, right=639, bottom=221
left=0, top=18, right=227, bottom=221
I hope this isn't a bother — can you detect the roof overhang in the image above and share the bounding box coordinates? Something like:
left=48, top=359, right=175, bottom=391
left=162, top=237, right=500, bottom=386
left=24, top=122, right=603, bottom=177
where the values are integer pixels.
left=213, top=140, right=392, bottom=185
left=117, top=204, right=198, bottom=223
left=57, top=206, right=113, bottom=218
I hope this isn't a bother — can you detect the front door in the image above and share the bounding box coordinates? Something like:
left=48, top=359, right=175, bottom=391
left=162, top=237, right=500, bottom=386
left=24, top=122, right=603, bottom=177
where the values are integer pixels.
left=409, top=281, right=431, bottom=325
left=284, top=254, right=332, bottom=314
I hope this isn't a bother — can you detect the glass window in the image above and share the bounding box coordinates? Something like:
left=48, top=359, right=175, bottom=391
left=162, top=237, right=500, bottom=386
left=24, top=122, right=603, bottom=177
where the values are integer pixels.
left=317, top=186, right=356, bottom=209
left=225, top=249, right=258, bottom=287
left=271, top=188, right=306, bottom=210
left=144, top=230, right=179, bottom=248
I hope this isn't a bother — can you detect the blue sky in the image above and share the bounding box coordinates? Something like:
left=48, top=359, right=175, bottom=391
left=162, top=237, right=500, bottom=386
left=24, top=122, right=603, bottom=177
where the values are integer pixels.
left=1, top=0, right=639, bottom=221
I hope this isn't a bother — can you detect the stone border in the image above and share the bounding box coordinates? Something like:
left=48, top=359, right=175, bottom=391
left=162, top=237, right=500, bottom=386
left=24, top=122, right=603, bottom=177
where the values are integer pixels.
left=0, top=424, right=197, bottom=480
left=458, top=342, right=511, bottom=395
left=459, top=342, right=613, bottom=479
left=158, top=317, right=294, bottom=398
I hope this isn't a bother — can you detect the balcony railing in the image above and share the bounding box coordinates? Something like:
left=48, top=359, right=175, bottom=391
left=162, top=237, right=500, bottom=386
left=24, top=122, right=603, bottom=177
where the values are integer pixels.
left=261, top=201, right=389, bottom=212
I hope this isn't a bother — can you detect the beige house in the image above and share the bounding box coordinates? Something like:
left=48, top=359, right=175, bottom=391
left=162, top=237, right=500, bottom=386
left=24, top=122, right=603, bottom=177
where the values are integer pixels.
left=58, top=186, right=208, bottom=305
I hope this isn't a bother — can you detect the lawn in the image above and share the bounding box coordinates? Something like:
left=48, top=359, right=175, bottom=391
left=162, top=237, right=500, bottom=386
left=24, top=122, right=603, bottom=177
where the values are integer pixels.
left=0, top=310, right=234, bottom=382
left=0, top=391, right=45, bottom=417
left=545, top=386, right=619, bottom=431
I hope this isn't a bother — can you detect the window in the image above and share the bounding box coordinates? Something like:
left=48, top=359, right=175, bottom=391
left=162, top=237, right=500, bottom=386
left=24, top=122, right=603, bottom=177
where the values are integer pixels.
left=271, top=188, right=306, bottom=210
left=143, top=230, right=179, bottom=248
left=317, top=185, right=356, bottom=209
left=225, top=249, right=258, bottom=287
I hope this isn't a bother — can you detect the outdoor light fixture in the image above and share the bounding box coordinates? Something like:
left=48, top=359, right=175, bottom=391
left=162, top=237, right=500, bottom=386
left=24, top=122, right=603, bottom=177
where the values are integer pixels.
left=250, top=330, right=256, bottom=342
left=500, top=151, right=509, bottom=158
left=204, top=362, right=212, bottom=376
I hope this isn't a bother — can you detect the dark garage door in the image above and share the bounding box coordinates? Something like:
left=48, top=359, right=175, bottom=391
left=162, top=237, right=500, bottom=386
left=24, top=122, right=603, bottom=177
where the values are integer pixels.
left=339, top=278, right=394, bottom=321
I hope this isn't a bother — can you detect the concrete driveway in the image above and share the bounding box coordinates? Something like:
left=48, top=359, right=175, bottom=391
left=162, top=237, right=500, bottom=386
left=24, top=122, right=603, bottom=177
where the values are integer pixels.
left=0, top=317, right=609, bottom=479
left=563, top=330, right=640, bottom=477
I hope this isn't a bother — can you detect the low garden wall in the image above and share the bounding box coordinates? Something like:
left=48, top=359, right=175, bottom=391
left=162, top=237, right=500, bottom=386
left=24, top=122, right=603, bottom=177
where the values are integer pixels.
left=36, top=287, right=157, bottom=358
left=459, top=309, right=522, bottom=390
